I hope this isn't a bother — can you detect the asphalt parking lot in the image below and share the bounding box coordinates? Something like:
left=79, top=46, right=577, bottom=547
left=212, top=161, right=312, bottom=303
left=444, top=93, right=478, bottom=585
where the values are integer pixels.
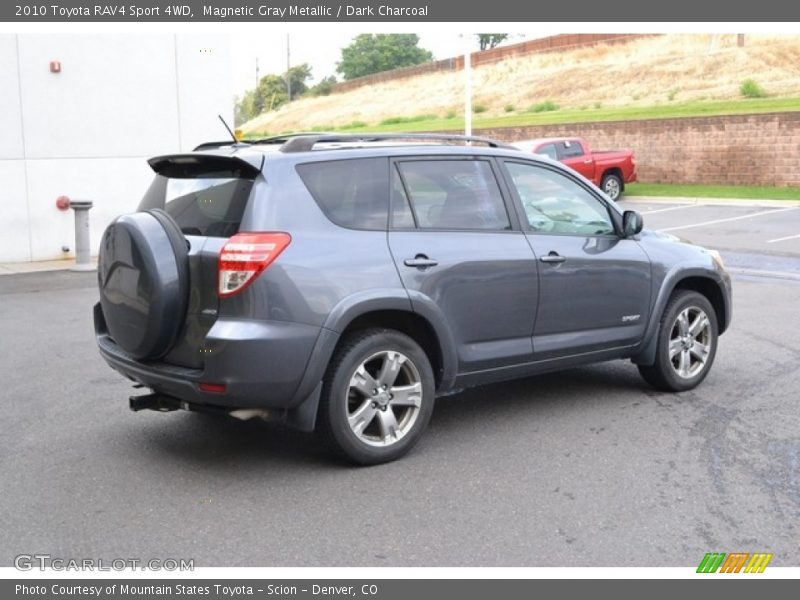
left=1, top=200, right=799, bottom=568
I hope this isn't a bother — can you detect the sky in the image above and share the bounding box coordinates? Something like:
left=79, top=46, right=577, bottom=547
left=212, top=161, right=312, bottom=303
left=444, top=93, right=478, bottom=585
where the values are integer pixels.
left=231, top=32, right=528, bottom=96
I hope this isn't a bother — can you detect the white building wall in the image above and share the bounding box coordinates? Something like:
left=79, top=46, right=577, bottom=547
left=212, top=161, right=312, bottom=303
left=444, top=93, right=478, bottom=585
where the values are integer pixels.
left=0, top=33, right=232, bottom=263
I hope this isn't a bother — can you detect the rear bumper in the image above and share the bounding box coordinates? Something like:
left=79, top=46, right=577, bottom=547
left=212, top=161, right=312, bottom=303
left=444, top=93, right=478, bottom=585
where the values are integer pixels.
left=94, top=303, right=324, bottom=411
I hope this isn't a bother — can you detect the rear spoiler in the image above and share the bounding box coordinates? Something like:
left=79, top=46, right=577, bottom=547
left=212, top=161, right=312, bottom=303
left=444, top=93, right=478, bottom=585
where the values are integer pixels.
left=147, top=154, right=263, bottom=179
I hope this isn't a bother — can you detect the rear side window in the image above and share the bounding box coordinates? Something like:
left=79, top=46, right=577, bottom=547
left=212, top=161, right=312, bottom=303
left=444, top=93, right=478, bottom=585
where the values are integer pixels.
left=558, top=140, right=584, bottom=158
left=396, top=160, right=510, bottom=231
left=296, top=158, right=389, bottom=230
left=139, top=175, right=253, bottom=238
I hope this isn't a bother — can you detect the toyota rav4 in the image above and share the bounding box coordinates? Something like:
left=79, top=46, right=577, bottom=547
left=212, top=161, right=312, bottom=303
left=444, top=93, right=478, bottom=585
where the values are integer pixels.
left=95, top=133, right=732, bottom=464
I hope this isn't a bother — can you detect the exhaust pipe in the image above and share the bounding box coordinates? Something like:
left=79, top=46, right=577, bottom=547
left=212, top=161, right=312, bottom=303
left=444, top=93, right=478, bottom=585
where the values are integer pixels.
left=128, top=392, right=280, bottom=421
left=129, top=392, right=275, bottom=422
left=229, top=408, right=274, bottom=421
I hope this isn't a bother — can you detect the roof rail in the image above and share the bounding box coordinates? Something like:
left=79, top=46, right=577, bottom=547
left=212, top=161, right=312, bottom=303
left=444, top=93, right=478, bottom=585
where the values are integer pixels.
left=278, top=133, right=515, bottom=153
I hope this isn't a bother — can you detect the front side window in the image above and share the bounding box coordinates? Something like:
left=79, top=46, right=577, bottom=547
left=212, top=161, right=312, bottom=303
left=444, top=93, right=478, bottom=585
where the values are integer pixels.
left=396, top=160, right=510, bottom=231
left=505, top=162, right=615, bottom=236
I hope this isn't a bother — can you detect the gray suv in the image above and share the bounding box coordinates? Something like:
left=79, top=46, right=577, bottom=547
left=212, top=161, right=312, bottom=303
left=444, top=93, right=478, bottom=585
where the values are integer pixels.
left=95, top=133, right=732, bottom=464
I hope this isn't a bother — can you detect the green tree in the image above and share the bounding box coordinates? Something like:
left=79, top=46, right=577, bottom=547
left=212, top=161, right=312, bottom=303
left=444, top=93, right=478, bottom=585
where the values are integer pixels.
left=234, top=89, right=257, bottom=126
left=285, top=63, right=312, bottom=99
left=477, top=34, right=508, bottom=50
left=306, top=75, right=337, bottom=97
left=336, top=34, right=433, bottom=80
left=254, top=74, right=288, bottom=113
left=255, top=63, right=313, bottom=112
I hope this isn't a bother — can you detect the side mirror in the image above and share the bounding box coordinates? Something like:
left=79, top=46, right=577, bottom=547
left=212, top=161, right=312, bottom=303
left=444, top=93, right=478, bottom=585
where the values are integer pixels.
left=622, top=210, right=643, bottom=237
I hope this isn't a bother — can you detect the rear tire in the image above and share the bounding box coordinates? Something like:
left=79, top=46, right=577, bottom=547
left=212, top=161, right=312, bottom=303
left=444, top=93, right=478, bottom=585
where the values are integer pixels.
left=318, top=328, right=435, bottom=465
left=638, top=290, right=718, bottom=392
left=601, top=173, right=623, bottom=201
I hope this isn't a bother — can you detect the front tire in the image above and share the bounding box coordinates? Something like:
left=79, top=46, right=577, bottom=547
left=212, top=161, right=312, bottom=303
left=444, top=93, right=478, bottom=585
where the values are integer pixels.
left=638, top=291, right=718, bottom=392
left=601, top=173, right=623, bottom=201
left=318, top=328, right=435, bottom=465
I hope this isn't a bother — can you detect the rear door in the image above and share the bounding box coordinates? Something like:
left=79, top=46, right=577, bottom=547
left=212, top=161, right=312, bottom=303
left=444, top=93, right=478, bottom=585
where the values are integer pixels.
left=557, top=139, right=595, bottom=181
left=388, top=156, right=539, bottom=373
left=499, top=159, right=651, bottom=359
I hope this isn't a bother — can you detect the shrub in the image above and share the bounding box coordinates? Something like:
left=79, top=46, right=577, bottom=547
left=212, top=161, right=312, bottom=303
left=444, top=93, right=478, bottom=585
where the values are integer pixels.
left=740, top=79, right=766, bottom=98
left=378, top=114, right=437, bottom=126
left=445, top=110, right=457, bottom=119
left=504, top=104, right=515, bottom=113
left=473, top=104, right=488, bottom=113
left=593, top=102, right=602, bottom=109
left=340, top=120, right=367, bottom=130
left=528, top=100, right=558, bottom=113
left=667, top=89, right=678, bottom=101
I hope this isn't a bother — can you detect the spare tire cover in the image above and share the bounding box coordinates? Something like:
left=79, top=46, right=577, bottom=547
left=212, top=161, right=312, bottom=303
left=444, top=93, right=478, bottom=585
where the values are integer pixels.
left=97, top=209, right=189, bottom=360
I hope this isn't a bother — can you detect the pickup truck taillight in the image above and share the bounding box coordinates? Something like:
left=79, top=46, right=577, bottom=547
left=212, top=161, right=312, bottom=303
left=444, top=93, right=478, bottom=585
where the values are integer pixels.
left=218, top=232, right=291, bottom=297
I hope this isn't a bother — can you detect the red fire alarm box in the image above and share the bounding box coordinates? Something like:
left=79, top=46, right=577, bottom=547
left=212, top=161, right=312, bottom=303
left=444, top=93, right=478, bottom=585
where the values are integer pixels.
left=50, top=61, right=61, bottom=73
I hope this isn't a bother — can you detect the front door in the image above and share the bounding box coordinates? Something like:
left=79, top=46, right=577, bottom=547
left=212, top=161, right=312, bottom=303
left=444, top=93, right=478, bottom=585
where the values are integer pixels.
left=501, top=160, right=652, bottom=359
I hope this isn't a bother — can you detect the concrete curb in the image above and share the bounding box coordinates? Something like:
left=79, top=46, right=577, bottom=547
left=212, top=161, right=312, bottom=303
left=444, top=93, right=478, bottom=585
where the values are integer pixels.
left=622, top=196, right=800, bottom=208
left=0, top=258, right=97, bottom=276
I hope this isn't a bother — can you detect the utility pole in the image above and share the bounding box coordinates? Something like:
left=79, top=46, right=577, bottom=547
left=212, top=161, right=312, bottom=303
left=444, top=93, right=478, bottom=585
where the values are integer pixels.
left=255, top=57, right=259, bottom=88
left=463, top=34, right=472, bottom=137
left=286, top=34, right=292, bottom=102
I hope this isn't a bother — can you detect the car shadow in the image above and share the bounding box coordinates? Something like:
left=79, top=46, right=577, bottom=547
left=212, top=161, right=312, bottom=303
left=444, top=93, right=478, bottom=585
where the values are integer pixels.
left=130, top=362, right=653, bottom=470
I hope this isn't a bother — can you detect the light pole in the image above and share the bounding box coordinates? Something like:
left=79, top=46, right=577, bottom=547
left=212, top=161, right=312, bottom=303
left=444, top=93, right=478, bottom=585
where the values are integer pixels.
left=286, top=34, right=291, bottom=102
left=462, top=33, right=472, bottom=137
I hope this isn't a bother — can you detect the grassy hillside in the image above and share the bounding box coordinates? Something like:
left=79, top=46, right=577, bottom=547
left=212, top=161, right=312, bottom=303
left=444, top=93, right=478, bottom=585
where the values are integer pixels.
left=241, top=34, right=800, bottom=136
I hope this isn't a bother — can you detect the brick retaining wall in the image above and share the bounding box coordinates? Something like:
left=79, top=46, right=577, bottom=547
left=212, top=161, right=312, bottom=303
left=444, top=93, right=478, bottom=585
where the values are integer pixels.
left=469, top=112, right=800, bottom=187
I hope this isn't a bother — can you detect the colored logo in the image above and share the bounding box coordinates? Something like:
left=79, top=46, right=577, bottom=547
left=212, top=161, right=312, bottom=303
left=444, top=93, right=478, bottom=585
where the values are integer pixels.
left=697, top=552, right=773, bottom=573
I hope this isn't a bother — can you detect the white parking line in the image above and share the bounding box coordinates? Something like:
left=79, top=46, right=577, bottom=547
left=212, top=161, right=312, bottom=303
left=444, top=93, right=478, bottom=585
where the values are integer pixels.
left=641, top=204, right=701, bottom=215
left=658, top=206, right=800, bottom=233
left=767, top=233, right=800, bottom=244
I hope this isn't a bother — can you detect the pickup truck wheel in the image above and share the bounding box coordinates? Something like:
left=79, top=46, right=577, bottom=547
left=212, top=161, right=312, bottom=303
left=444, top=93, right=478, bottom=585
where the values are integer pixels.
left=638, top=291, right=718, bottom=392
left=601, top=173, right=623, bottom=201
left=318, top=328, right=435, bottom=465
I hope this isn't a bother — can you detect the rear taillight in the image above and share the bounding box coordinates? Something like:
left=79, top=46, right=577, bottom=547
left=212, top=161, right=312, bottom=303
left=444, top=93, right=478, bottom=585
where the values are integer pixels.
left=218, top=232, right=291, bottom=297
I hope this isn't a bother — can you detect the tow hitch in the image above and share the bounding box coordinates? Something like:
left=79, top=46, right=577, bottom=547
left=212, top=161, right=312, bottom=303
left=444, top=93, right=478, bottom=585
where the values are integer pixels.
left=128, top=391, right=261, bottom=419
left=129, top=393, right=183, bottom=412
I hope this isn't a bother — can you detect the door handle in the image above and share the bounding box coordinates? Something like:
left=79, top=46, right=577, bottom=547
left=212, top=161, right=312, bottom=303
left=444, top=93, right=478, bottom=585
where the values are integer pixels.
left=404, top=255, right=438, bottom=268
left=583, top=159, right=593, bottom=164
left=539, top=252, right=566, bottom=264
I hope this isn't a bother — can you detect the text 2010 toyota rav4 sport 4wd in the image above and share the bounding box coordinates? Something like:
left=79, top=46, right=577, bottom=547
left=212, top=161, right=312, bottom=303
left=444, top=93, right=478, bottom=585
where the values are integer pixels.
left=95, top=133, right=732, bottom=465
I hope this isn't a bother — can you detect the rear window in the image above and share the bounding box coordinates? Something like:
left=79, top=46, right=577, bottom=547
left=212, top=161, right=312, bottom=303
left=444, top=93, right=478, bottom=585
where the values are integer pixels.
left=139, top=175, right=253, bottom=237
left=296, top=158, right=389, bottom=230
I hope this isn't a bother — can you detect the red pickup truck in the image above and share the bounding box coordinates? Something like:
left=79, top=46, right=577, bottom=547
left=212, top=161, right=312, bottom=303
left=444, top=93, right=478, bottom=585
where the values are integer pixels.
left=513, top=137, right=637, bottom=201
